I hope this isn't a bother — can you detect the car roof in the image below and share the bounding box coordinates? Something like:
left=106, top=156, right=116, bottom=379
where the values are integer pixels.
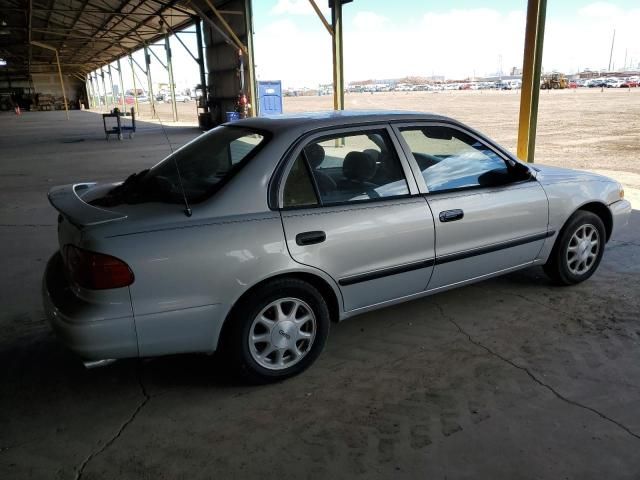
left=228, top=110, right=456, bottom=135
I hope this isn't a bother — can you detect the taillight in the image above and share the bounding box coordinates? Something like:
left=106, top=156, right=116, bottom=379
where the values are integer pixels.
left=62, top=245, right=134, bottom=290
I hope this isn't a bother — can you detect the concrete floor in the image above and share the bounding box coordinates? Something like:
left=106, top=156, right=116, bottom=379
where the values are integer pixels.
left=1, top=111, right=639, bottom=480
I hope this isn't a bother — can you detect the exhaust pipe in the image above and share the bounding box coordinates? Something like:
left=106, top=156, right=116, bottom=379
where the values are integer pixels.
left=83, top=359, right=117, bottom=369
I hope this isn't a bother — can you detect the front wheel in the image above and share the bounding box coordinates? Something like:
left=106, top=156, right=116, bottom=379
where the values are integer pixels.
left=223, top=279, right=330, bottom=383
left=543, top=211, right=606, bottom=285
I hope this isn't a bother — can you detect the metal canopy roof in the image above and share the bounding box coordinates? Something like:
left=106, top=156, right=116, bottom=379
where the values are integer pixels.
left=0, top=0, right=196, bottom=78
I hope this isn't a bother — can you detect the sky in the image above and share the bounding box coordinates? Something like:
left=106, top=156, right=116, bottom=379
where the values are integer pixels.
left=100, top=1, right=640, bottom=92
left=252, top=0, right=640, bottom=87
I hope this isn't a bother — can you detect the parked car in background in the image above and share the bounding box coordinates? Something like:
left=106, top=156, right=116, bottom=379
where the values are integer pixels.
left=587, top=79, right=607, bottom=88
left=166, top=93, right=192, bottom=103
left=43, top=111, right=631, bottom=382
left=621, top=79, right=638, bottom=88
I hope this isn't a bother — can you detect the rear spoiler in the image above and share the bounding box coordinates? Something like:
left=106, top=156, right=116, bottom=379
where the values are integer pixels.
left=48, top=183, right=127, bottom=227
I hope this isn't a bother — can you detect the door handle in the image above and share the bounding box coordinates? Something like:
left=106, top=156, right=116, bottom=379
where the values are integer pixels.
left=296, top=231, right=326, bottom=246
left=439, top=209, right=464, bottom=222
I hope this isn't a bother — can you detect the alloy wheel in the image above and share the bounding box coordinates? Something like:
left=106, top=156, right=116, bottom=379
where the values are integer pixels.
left=566, top=223, right=600, bottom=275
left=248, top=297, right=317, bottom=370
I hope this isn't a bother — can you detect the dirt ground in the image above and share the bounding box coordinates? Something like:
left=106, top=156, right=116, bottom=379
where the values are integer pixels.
left=128, top=88, right=640, bottom=201
left=1, top=99, right=639, bottom=479
left=283, top=89, right=640, bottom=176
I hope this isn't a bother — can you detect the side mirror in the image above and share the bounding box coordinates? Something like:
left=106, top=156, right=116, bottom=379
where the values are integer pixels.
left=511, top=161, right=533, bottom=180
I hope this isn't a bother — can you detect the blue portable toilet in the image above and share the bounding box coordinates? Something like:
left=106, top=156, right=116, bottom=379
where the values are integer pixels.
left=258, top=80, right=283, bottom=116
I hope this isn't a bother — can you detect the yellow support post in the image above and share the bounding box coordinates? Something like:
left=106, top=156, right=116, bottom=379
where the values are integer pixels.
left=330, top=0, right=344, bottom=111
left=244, top=0, right=257, bottom=117
left=517, top=0, right=547, bottom=163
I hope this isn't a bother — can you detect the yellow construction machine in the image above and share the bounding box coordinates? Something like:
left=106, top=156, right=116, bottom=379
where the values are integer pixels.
left=540, top=73, right=568, bottom=89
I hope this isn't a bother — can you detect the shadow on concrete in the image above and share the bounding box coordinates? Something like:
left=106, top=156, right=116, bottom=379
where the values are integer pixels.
left=1, top=211, right=636, bottom=393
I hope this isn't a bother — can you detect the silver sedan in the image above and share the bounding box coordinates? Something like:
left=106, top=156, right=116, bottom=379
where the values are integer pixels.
left=43, top=111, right=632, bottom=382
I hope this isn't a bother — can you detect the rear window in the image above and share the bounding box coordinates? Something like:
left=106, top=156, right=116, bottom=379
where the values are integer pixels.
left=144, top=126, right=266, bottom=203
left=98, top=126, right=266, bottom=206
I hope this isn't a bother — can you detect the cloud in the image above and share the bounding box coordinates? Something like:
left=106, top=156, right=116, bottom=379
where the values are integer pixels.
left=341, top=8, right=527, bottom=81
left=353, top=11, right=388, bottom=31
left=578, top=2, right=622, bottom=18
left=271, top=0, right=329, bottom=16
left=254, top=19, right=332, bottom=87
left=255, top=2, right=640, bottom=87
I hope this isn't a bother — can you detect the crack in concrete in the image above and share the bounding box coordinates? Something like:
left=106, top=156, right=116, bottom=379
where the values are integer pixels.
left=608, top=240, right=640, bottom=250
left=434, top=303, right=640, bottom=441
left=74, top=365, right=150, bottom=480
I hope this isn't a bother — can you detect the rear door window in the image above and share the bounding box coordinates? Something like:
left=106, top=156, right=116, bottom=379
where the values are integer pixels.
left=284, top=129, right=410, bottom=207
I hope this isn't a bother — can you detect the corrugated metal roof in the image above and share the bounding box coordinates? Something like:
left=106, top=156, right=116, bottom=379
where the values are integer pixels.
left=0, top=0, right=196, bottom=78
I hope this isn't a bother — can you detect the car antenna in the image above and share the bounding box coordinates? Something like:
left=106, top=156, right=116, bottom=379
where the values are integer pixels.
left=156, top=113, right=192, bottom=217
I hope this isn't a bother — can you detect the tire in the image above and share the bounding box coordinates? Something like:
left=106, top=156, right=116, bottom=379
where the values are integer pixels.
left=543, top=211, right=606, bottom=285
left=222, top=278, right=330, bottom=383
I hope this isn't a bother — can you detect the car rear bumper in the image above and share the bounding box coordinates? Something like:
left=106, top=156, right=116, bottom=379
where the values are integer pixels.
left=42, top=252, right=139, bottom=360
left=610, top=199, right=632, bottom=240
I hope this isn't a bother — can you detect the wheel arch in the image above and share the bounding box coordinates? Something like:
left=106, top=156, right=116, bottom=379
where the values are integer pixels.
left=544, top=200, right=613, bottom=264
left=217, top=271, right=342, bottom=350
left=576, top=201, right=613, bottom=241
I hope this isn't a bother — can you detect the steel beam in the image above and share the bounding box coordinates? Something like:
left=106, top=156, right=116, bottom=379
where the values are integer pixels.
left=195, top=18, right=208, bottom=114
left=189, top=1, right=236, bottom=50
left=201, top=0, right=247, bottom=54
left=516, top=0, right=547, bottom=163
left=148, top=45, right=168, bottom=70
left=100, top=68, right=108, bottom=109
left=89, top=73, right=98, bottom=108
left=129, top=54, right=139, bottom=114
left=107, top=63, right=116, bottom=107
left=92, top=71, right=100, bottom=108
left=30, top=40, right=69, bottom=119
left=116, top=58, right=126, bottom=109
left=160, top=18, right=198, bottom=64
left=308, top=0, right=333, bottom=35
left=165, top=32, right=178, bottom=122
left=144, top=45, right=157, bottom=118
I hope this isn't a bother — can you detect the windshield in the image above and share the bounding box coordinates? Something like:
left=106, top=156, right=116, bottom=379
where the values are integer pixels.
left=94, top=126, right=266, bottom=206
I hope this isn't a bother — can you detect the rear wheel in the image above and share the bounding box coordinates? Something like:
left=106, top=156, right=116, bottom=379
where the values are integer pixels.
left=544, top=211, right=606, bottom=285
left=223, top=279, right=330, bottom=383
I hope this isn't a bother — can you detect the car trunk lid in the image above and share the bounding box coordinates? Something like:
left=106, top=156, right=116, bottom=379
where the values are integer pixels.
left=49, top=183, right=128, bottom=252
left=48, top=183, right=127, bottom=228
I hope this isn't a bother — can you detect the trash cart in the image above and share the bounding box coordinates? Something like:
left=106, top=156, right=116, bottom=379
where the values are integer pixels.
left=103, top=107, right=136, bottom=140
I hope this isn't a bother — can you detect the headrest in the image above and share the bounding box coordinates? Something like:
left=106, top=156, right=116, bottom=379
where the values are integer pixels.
left=363, top=149, right=380, bottom=162
left=305, top=143, right=325, bottom=169
left=343, top=151, right=376, bottom=182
